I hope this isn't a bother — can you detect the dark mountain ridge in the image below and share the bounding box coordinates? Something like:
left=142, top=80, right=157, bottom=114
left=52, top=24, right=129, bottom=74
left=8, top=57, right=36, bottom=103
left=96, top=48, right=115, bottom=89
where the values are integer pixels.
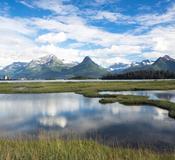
left=0, top=55, right=108, bottom=79
left=0, top=54, right=175, bottom=80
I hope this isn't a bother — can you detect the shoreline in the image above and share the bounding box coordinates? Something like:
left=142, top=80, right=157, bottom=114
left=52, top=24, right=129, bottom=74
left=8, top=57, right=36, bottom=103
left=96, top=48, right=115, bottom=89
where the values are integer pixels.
left=0, top=79, right=175, bottom=83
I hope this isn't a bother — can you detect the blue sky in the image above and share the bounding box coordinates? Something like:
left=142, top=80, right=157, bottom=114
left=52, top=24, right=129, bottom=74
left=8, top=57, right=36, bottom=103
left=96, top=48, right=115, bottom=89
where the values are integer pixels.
left=0, top=0, right=175, bottom=67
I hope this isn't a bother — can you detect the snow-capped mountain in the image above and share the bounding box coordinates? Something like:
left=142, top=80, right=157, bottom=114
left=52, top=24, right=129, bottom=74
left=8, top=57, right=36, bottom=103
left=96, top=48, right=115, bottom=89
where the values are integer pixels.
left=131, top=60, right=154, bottom=67
left=1, top=62, right=27, bottom=77
left=27, top=54, right=64, bottom=69
left=109, top=60, right=154, bottom=73
left=151, top=55, right=175, bottom=72
left=0, top=55, right=108, bottom=79
left=160, top=55, right=175, bottom=62
left=108, top=63, right=130, bottom=72
left=0, top=54, right=174, bottom=80
left=3, top=62, right=27, bottom=73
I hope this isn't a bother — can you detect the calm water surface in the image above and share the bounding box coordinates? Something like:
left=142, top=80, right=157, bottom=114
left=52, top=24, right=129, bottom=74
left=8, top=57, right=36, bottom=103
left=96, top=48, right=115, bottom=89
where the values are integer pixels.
left=0, top=91, right=175, bottom=151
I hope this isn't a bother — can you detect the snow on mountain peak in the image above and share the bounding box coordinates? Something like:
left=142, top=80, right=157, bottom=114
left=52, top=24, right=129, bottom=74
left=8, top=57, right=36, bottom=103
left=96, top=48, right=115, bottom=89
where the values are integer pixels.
left=28, top=54, right=61, bottom=68
left=38, top=54, right=57, bottom=63
left=131, top=59, right=154, bottom=67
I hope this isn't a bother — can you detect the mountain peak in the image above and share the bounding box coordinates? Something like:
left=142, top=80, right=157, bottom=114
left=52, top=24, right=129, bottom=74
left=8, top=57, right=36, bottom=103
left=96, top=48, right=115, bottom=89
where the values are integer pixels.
left=131, top=59, right=154, bottom=67
left=162, top=55, right=174, bottom=61
left=68, top=56, right=107, bottom=78
left=83, top=56, right=93, bottom=62
left=81, top=56, right=96, bottom=65
left=27, top=54, right=64, bottom=70
left=40, top=54, right=58, bottom=62
left=31, top=54, right=61, bottom=65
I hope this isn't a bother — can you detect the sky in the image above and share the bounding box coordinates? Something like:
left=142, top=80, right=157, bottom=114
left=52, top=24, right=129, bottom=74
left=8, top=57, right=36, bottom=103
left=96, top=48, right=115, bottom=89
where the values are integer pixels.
left=0, top=0, right=175, bottom=67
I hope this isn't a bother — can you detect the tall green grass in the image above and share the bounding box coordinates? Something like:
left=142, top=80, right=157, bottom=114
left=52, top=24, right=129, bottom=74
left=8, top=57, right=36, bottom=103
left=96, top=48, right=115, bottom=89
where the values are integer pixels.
left=0, top=80, right=175, bottom=94
left=0, top=139, right=174, bottom=160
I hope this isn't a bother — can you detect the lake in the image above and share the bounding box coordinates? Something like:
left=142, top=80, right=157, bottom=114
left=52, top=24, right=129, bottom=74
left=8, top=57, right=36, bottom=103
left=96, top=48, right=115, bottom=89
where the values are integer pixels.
left=0, top=91, right=175, bottom=151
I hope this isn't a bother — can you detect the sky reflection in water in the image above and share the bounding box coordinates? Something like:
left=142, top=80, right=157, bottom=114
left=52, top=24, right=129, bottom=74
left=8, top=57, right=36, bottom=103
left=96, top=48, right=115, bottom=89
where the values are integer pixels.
left=0, top=92, right=175, bottom=150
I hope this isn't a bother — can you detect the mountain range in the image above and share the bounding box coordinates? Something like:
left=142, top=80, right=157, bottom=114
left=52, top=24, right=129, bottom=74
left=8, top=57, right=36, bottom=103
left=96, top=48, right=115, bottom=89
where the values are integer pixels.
left=0, top=55, right=107, bottom=79
left=0, top=54, right=175, bottom=79
left=109, top=59, right=154, bottom=73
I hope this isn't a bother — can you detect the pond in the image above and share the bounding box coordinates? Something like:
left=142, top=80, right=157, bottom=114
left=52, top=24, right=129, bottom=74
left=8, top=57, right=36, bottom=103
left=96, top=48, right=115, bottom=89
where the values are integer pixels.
left=0, top=92, right=175, bottom=151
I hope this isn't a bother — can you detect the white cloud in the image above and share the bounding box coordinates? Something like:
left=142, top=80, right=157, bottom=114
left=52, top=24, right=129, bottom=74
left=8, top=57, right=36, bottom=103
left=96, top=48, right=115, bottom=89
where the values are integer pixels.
left=143, top=52, right=163, bottom=59
left=94, top=0, right=116, bottom=5
left=32, top=0, right=78, bottom=15
left=38, top=44, right=81, bottom=63
left=93, top=11, right=121, bottom=22
left=92, top=11, right=131, bottom=24
left=142, top=25, right=175, bottom=58
left=90, top=4, right=175, bottom=28
left=0, top=0, right=175, bottom=68
left=36, top=32, right=67, bottom=44
left=110, top=45, right=142, bottom=55
left=32, top=16, right=143, bottom=48
left=0, top=16, right=39, bottom=66
left=18, top=0, right=34, bottom=8
left=0, top=2, right=10, bottom=16
left=0, top=16, right=35, bottom=35
left=135, top=4, right=175, bottom=27
left=152, top=37, right=169, bottom=52
left=1, top=12, right=175, bottom=67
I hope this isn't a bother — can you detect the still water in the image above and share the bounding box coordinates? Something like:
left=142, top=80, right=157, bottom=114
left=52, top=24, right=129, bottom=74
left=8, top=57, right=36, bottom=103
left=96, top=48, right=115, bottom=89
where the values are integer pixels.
left=0, top=92, right=175, bottom=150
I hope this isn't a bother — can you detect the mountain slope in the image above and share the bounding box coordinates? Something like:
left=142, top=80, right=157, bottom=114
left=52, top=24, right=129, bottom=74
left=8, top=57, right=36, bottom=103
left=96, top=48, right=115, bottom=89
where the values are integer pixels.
left=1, top=62, right=27, bottom=78
left=122, top=59, right=154, bottom=73
left=120, top=55, right=175, bottom=74
left=3, top=62, right=27, bottom=72
left=26, top=54, right=66, bottom=72
left=151, top=55, right=175, bottom=72
left=15, top=55, right=70, bottom=79
left=109, top=60, right=154, bottom=74
left=1, top=54, right=174, bottom=80
left=1, top=55, right=108, bottom=79
left=108, top=63, right=130, bottom=73
left=65, top=56, right=108, bottom=78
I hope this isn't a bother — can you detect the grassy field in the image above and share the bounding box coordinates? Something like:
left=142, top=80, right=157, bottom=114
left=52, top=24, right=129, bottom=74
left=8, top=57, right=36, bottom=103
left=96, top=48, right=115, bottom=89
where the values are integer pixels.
left=0, top=139, right=174, bottom=160
left=0, top=80, right=175, bottom=94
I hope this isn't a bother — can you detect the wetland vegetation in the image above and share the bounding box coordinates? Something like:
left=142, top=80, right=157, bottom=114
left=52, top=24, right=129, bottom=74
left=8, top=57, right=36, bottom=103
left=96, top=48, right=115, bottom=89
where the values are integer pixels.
left=0, top=80, right=175, bottom=118
left=0, top=139, right=174, bottom=160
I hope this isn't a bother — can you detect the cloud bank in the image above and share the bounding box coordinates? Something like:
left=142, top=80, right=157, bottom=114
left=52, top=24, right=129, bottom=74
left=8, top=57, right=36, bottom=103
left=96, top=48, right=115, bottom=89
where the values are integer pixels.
left=0, top=0, right=174, bottom=67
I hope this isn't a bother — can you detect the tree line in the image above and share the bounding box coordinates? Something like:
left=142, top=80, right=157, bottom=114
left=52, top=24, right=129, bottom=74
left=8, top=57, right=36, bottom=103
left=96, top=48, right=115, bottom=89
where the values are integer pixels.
left=102, top=70, right=175, bottom=79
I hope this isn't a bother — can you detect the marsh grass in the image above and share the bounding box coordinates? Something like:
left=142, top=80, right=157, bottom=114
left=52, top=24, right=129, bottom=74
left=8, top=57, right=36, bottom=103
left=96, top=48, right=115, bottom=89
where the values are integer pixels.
left=0, top=138, right=174, bottom=160
left=99, top=95, right=175, bottom=119
left=1, top=81, right=175, bottom=94
left=0, top=81, right=175, bottom=118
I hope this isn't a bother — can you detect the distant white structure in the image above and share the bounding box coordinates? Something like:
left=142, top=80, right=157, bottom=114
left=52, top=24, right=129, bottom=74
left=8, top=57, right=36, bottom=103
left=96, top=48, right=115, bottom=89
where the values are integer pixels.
left=3, top=75, right=10, bottom=80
